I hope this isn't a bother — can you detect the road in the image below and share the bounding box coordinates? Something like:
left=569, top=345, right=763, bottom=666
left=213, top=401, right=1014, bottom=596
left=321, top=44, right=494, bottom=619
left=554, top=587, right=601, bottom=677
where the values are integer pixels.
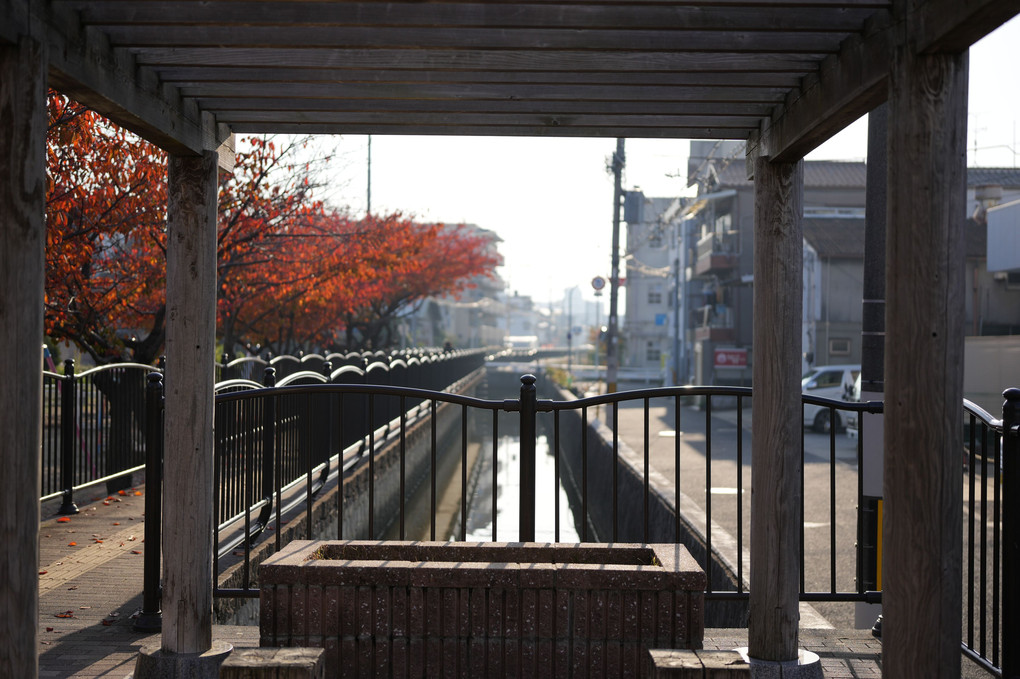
left=608, top=387, right=1003, bottom=669
left=608, top=391, right=878, bottom=630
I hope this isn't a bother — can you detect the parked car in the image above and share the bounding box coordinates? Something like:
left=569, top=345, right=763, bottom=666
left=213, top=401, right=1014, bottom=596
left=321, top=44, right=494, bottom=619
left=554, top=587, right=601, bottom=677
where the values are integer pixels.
left=802, top=364, right=860, bottom=433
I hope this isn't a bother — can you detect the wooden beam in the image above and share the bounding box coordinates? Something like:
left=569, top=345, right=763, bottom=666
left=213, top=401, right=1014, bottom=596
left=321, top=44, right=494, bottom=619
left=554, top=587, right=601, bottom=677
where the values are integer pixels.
left=0, top=34, right=46, bottom=679
left=228, top=122, right=749, bottom=139
left=195, top=98, right=773, bottom=117
left=750, top=10, right=892, bottom=163
left=135, top=47, right=827, bottom=73
left=157, top=66, right=805, bottom=89
left=882, top=45, right=967, bottom=679
left=749, top=157, right=803, bottom=663
left=913, top=0, right=1020, bottom=53
left=102, top=25, right=848, bottom=53
left=750, top=0, right=1017, bottom=164
left=218, top=111, right=762, bottom=128
left=12, top=0, right=218, bottom=156
left=0, top=0, right=28, bottom=44
left=73, top=2, right=877, bottom=32
left=163, top=150, right=219, bottom=655
left=180, top=82, right=789, bottom=103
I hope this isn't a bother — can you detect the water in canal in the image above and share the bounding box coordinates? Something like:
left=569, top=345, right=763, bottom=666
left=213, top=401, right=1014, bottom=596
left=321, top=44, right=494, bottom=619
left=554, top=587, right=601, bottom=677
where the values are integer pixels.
left=462, top=433, right=581, bottom=543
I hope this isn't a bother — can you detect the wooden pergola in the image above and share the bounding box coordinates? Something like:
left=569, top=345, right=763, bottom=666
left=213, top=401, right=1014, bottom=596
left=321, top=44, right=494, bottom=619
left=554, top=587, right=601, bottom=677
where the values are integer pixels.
left=2, top=1, right=1018, bottom=676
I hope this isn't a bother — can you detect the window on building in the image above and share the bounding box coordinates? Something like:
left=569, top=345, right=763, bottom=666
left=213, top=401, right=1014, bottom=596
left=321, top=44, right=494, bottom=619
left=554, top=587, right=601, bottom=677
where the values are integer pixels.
left=646, top=341, right=661, bottom=362
left=648, top=283, right=663, bottom=305
left=829, top=338, right=851, bottom=357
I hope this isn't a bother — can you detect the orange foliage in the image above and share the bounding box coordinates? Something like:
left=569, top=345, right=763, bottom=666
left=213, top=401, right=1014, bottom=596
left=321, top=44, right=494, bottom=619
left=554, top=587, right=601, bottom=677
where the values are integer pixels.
left=45, top=94, right=501, bottom=359
left=45, top=92, right=168, bottom=363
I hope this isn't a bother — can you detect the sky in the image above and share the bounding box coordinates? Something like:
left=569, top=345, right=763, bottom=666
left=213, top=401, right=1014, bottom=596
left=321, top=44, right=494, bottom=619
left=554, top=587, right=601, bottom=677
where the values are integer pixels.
left=318, top=15, right=1020, bottom=308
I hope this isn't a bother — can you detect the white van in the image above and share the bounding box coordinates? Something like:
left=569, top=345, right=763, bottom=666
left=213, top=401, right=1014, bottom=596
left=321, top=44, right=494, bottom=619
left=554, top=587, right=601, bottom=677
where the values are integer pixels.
left=801, top=364, right=860, bottom=433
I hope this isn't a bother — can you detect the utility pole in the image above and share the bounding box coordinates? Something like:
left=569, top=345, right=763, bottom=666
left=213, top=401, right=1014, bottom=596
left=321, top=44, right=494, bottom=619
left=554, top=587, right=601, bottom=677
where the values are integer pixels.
left=607, top=138, right=625, bottom=394
left=366, top=135, right=372, bottom=216
left=566, top=287, right=576, bottom=382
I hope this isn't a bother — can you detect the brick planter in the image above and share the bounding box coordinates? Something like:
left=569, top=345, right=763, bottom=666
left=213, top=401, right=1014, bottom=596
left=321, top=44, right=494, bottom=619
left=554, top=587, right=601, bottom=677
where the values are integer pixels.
left=260, top=540, right=706, bottom=678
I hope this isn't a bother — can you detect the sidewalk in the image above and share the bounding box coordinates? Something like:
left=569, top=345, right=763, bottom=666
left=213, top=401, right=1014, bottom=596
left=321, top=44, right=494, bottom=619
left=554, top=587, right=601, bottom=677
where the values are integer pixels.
left=37, top=486, right=257, bottom=678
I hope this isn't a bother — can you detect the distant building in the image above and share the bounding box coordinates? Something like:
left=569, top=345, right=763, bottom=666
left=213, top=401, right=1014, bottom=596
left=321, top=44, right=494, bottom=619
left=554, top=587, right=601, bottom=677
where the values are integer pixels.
left=622, top=195, right=676, bottom=376
left=619, top=145, right=1020, bottom=386
left=680, top=151, right=868, bottom=386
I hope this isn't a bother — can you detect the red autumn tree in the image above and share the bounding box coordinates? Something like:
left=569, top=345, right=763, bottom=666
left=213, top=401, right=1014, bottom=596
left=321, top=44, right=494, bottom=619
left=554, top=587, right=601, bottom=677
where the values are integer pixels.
left=215, top=135, right=333, bottom=356
left=45, top=94, right=501, bottom=361
left=328, top=217, right=502, bottom=350
left=45, top=92, right=169, bottom=365
left=223, top=213, right=501, bottom=353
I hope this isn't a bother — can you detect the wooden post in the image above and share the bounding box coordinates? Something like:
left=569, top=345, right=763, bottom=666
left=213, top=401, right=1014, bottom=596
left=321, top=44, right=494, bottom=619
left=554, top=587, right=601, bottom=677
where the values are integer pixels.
left=0, top=36, right=46, bottom=679
left=163, top=150, right=219, bottom=655
left=749, top=157, right=803, bottom=662
left=883, top=45, right=967, bottom=679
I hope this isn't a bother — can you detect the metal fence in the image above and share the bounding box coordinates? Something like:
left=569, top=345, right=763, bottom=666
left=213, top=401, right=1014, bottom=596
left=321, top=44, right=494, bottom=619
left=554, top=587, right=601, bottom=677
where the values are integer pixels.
left=41, top=360, right=154, bottom=512
left=962, top=394, right=1017, bottom=678
left=55, top=358, right=1015, bottom=676
left=192, top=374, right=1016, bottom=676
left=40, top=348, right=486, bottom=513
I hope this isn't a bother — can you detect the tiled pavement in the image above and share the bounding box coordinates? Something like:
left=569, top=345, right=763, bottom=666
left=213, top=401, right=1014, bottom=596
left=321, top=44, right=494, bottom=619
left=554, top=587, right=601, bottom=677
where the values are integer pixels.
left=36, top=487, right=258, bottom=678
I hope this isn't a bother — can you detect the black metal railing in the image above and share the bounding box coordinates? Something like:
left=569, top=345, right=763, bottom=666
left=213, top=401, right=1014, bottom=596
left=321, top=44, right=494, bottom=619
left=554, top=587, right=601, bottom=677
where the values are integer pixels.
left=962, top=392, right=1017, bottom=678
left=39, top=348, right=487, bottom=511
left=94, top=363, right=1013, bottom=675
left=40, top=360, right=155, bottom=511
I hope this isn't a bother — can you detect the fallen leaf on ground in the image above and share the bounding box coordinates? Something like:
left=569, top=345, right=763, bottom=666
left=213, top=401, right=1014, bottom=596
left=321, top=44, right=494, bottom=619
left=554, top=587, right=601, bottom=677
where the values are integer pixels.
left=46, top=627, right=53, bottom=632
left=134, top=491, right=142, bottom=496
left=54, top=611, right=73, bottom=618
left=39, top=570, right=47, bottom=575
left=68, top=542, right=77, bottom=546
left=131, top=550, right=142, bottom=555
left=94, top=539, right=103, bottom=544
left=102, top=501, right=110, bottom=506
left=101, top=619, right=115, bottom=626
left=57, top=517, right=70, bottom=523
left=118, top=490, right=127, bottom=496
left=79, top=606, right=90, bottom=610
left=67, top=586, right=78, bottom=590
left=113, top=522, right=120, bottom=525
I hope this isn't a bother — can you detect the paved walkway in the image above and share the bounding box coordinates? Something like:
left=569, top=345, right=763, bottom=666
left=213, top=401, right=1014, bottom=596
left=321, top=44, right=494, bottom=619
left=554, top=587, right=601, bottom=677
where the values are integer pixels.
left=36, top=487, right=258, bottom=678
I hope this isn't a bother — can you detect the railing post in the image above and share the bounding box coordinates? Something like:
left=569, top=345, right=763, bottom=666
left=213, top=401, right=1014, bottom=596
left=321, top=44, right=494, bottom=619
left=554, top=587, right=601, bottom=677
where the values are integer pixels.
left=519, top=374, right=537, bottom=542
left=134, top=371, right=164, bottom=631
left=58, top=359, right=78, bottom=515
left=260, top=368, right=277, bottom=544
left=1002, top=387, right=1020, bottom=679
